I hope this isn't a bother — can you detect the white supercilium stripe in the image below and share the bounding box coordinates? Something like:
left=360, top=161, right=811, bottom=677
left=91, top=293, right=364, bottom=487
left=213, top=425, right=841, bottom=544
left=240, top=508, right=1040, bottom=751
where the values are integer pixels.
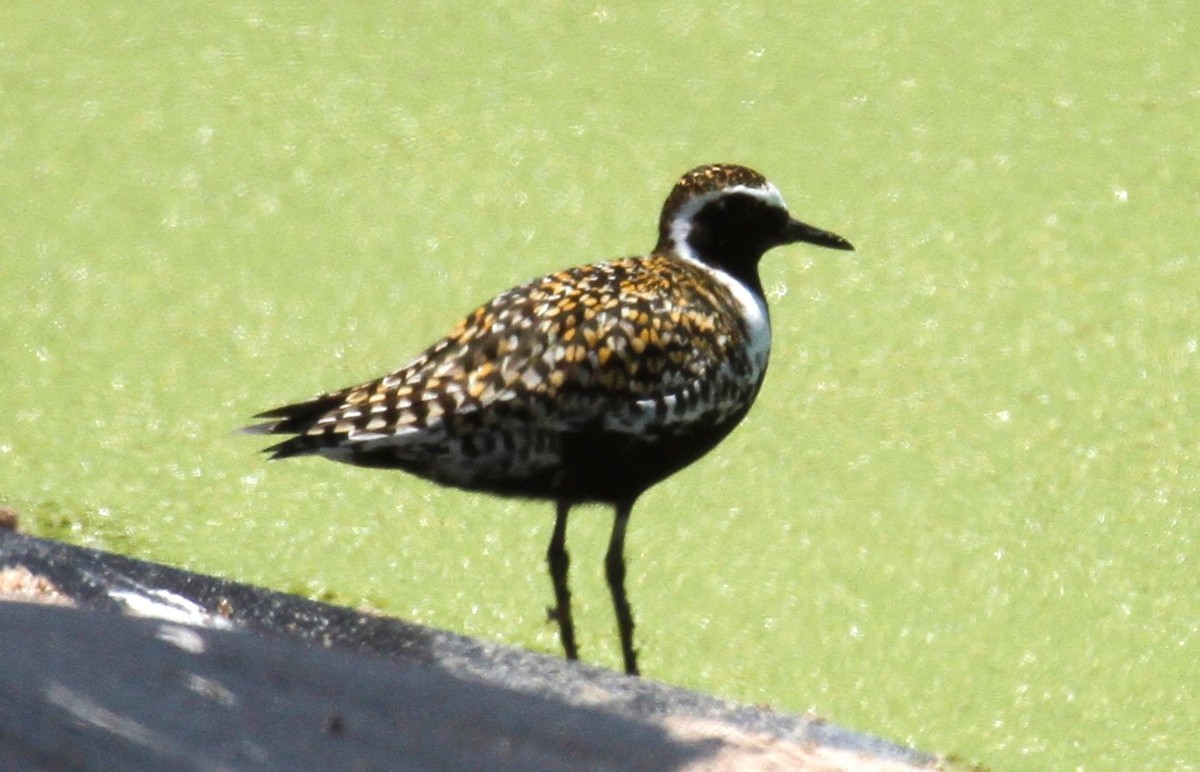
left=668, top=184, right=781, bottom=375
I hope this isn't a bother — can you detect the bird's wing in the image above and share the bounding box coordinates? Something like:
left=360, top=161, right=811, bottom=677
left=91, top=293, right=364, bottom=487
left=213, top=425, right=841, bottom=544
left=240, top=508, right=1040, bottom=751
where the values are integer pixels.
left=247, top=256, right=759, bottom=457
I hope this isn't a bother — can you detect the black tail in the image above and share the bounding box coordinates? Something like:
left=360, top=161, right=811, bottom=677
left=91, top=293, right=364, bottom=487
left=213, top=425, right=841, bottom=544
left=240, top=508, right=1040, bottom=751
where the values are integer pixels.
left=240, top=392, right=349, bottom=458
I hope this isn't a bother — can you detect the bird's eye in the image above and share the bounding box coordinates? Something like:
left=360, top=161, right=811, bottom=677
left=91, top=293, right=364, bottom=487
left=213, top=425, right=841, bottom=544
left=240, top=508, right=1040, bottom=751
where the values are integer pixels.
left=713, top=196, right=740, bottom=215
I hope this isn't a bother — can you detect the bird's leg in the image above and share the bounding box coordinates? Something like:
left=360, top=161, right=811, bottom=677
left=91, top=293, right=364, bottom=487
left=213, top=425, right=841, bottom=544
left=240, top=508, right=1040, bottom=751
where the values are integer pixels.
left=605, top=500, right=639, bottom=676
left=546, top=500, right=578, bottom=661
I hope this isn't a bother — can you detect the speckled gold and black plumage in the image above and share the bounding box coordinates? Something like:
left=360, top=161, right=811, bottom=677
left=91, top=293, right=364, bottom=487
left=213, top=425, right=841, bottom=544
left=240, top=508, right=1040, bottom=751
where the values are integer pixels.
left=246, top=163, right=853, bottom=675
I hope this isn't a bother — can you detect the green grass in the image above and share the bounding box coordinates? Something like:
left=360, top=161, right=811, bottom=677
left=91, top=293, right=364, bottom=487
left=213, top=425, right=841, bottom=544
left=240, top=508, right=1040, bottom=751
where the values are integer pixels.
left=2, top=2, right=1197, bottom=767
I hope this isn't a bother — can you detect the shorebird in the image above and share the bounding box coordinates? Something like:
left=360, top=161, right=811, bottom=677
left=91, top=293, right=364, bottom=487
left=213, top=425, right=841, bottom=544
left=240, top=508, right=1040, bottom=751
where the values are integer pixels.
left=245, top=163, right=853, bottom=675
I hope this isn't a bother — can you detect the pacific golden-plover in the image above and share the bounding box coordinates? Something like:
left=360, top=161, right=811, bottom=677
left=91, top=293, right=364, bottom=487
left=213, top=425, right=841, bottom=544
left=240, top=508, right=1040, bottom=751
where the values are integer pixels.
left=245, top=163, right=854, bottom=675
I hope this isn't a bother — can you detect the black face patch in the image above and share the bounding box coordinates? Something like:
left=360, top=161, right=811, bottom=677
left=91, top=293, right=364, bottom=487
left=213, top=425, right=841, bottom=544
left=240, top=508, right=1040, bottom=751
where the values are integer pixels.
left=682, top=192, right=790, bottom=285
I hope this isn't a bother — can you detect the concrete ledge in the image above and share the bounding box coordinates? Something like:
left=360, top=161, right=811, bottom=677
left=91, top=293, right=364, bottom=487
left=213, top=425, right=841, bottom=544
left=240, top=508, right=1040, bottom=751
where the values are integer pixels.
left=0, top=530, right=940, bottom=770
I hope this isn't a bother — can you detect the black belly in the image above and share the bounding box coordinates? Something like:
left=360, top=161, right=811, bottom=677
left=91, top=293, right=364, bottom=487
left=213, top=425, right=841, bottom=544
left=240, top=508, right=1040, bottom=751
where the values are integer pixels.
left=346, top=410, right=750, bottom=507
